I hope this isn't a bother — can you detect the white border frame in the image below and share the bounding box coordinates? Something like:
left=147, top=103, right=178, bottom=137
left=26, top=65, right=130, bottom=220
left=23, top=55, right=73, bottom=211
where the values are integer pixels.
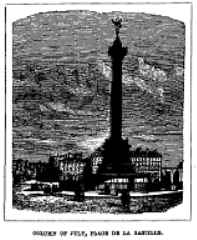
left=4, top=1, right=192, bottom=221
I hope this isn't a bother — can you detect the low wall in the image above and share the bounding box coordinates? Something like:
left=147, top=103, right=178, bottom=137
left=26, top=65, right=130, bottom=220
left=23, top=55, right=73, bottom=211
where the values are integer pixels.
left=128, top=191, right=183, bottom=213
left=13, top=189, right=183, bottom=214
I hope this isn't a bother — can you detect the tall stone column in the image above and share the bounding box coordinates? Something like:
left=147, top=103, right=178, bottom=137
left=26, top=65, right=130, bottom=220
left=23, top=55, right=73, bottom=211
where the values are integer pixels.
left=96, top=19, right=133, bottom=179
left=108, top=35, right=127, bottom=144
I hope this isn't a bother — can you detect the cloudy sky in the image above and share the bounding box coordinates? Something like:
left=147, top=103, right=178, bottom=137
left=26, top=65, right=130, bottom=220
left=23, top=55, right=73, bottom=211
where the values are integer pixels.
left=12, top=10, right=185, bottom=168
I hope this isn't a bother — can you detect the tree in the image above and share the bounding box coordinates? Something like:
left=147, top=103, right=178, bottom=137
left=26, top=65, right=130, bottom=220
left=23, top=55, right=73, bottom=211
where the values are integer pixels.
left=173, top=169, right=179, bottom=188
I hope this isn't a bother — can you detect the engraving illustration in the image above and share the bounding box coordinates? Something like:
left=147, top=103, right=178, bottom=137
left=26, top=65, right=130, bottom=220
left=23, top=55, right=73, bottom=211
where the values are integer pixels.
left=12, top=10, right=184, bottom=214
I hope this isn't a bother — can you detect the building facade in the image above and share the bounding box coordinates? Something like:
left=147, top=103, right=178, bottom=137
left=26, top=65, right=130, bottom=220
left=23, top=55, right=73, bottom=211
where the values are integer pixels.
left=52, top=152, right=86, bottom=182
left=130, top=148, right=162, bottom=182
left=89, top=147, right=163, bottom=192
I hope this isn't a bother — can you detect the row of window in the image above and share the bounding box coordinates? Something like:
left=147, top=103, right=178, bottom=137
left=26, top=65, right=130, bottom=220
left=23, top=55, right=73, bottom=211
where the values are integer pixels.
left=60, top=175, right=81, bottom=181
left=105, top=178, right=129, bottom=183
left=60, top=162, right=85, bottom=169
left=59, top=164, right=85, bottom=174
left=131, top=157, right=161, bottom=162
left=131, top=161, right=161, bottom=167
left=135, top=166, right=161, bottom=171
left=134, top=161, right=161, bottom=167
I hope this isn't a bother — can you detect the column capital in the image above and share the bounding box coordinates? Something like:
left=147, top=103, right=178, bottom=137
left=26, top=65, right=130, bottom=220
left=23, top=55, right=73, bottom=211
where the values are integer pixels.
left=108, top=37, right=128, bottom=61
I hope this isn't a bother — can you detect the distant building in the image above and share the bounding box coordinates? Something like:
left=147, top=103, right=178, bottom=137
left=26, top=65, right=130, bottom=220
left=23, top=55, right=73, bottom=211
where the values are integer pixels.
left=59, top=159, right=86, bottom=181
left=130, top=148, right=162, bottom=182
left=130, top=148, right=162, bottom=191
left=52, top=152, right=86, bottom=182
left=13, top=150, right=182, bottom=193
left=89, top=147, right=163, bottom=192
left=90, top=151, right=103, bottom=175
left=13, top=159, right=37, bottom=184
left=161, top=161, right=183, bottom=190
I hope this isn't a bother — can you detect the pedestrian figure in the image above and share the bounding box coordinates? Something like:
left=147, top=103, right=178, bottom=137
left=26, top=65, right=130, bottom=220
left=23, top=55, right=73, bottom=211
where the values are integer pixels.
left=121, top=189, right=130, bottom=210
left=74, top=182, right=84, bottom=202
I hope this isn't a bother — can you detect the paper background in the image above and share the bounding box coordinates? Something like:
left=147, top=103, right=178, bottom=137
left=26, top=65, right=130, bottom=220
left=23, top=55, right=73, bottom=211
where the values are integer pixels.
left=0, top=0, right=196, bottom=239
